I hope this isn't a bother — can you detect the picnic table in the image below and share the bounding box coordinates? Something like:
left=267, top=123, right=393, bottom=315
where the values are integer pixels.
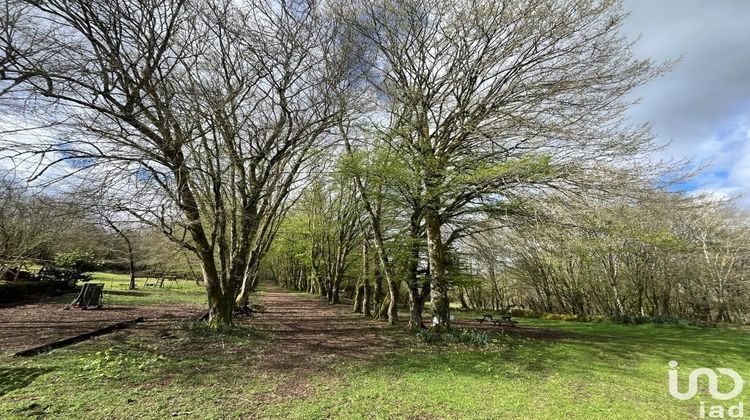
left=143, top=274, right=180, bottom=288
left=476, top=313, right=518, bottom=327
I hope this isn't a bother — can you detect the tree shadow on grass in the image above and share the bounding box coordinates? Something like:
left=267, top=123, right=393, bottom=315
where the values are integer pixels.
left=104, top=290, right=151, bottom=297
left=0, top=366, right=52, bottom=397
left=351, top=323, right=750, bottom=388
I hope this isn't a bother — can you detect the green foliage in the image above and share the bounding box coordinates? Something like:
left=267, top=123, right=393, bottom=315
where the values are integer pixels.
left=541, top=313, right=580, bottom=322
left=80, top=349, right=166, bottom=380
left=460, top=154, right=558, bottom=187
left=38, top=251, right=98, bottom=286
left=416, top=328, right=492, bottom=346
left=53, top=251, right=98, bottom=273
left=180, top=321, right=263, bottom=340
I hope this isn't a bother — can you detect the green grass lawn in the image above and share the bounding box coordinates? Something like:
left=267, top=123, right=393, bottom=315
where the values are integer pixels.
left=265, top=321, right=749, bottom=419
left=89, top=272, right=208, bottom=306
left=1, top=280, right=748, bottom=419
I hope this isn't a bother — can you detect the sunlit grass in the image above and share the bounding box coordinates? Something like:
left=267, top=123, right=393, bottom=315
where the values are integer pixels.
left=264, top=320, right=749, bottom=419
left=87, top=272, right=207, bottom=306
left=0, top=325, right=272, bottom=419
left=1, top=283, right=747, bottom=419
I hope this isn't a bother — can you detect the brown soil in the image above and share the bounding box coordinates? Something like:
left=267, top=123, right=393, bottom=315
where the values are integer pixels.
left=0, top=293, right=203, bottom=355
left=1, top=282, right=564, bottom=359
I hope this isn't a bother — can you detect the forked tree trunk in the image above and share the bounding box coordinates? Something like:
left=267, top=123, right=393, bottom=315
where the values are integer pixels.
left=204, top=266, right=234, bottom=327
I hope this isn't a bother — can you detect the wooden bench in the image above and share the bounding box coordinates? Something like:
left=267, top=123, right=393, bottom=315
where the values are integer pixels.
left=476, top=314, right=518, bottom=327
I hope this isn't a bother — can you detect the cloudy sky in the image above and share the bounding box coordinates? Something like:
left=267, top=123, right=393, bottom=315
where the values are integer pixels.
left=622, top=0, right=750, bottom=206
left=2, top=1, right=748, bottom=207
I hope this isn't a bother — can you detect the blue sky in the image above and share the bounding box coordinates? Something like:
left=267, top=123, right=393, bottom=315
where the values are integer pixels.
left=622, top=0, right=750, bottom=206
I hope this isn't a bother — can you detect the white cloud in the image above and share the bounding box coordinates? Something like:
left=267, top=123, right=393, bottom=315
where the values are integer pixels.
left=622, top=0, right=750, bottom=207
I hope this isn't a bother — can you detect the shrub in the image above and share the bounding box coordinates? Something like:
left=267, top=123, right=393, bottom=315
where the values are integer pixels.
left=38, top=251, right=98, bottom=287
left=0, top=280, right=75, bottom=303
left=509, top=308, right=537, bottom=318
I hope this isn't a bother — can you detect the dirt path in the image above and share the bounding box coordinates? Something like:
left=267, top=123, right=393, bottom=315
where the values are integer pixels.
left=247, top=283, right=403, bottom=373
left=245, top=283, right=568, bottom=372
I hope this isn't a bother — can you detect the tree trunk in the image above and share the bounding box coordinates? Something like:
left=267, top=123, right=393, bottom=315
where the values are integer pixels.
left=332, top=277, right=341, bottom=304
left=363, top=285, right=372, bottom=317
left=406, top=213, right=425, bottom=329
left=378, top=290, right=390, bottom=320
left=104, top=217, right=136, bottom=291
left=235, top=258, right=258, bottom=311
left=125, top=238, right=136, bottom=291
left=425, top=207, right=450, bottom=331
left=374, top=268, right=384, bottom=315
left=361, top=236, right=371, bottom=316
left=341, top=132, right=397, bottom=324
left=407, top=284, right=425, bottom=329
left=353, top=285, right=364, bottom=313
left=387, top=279, right=399, bottom=325
left=204, top=267, right=233, bottom=327
left=458, top=288, right=469, bottom=310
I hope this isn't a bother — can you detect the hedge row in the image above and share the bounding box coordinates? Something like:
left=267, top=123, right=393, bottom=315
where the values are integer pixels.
left=0, top=280, right=76, bottom=304
left=504, top=308, right=702, bottom=325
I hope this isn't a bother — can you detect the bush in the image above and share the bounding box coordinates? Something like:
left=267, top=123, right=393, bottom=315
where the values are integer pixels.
left=488, top=310, right=692, bottom=326
left=540, top=313, right=578, bottom=321
left=38, top=251, right=98, bottom=287
left=509, top=308, right=537, bottom=318
left=0, top=280, right=75, bottom=303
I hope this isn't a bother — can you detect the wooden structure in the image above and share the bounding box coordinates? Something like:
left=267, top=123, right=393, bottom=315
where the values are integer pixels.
left=476, top=313, right=518, bottom=327
left=64, top=283, right=104, bottom=310
left=143, top=274, right=180, bottom=288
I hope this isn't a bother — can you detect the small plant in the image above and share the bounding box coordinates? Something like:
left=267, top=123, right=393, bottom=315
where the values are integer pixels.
left=456, top=329, right=491, bottom=345
left=80, top=348, right=165, bottom=380
left=416, top=328, right=492, bottom=346
left=180, top=320, right=261, bottom=338
left=416, top=329, right=444, bottom=344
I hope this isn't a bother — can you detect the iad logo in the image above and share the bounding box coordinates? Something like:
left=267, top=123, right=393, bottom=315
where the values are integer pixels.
left=668, top=360, right=745, bottom=418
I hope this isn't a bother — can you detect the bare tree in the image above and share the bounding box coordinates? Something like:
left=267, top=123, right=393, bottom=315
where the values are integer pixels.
left=0, top=0, right=350, bottom=326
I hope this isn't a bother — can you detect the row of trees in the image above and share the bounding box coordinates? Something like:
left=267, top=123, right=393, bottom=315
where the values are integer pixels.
left=268, top=162, right=750, bottom=326
left=3, top=0, right=745, bottom=327
left=0, top=177, right=199, bottom=288
left=467, top=195, right=750, bottom=323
